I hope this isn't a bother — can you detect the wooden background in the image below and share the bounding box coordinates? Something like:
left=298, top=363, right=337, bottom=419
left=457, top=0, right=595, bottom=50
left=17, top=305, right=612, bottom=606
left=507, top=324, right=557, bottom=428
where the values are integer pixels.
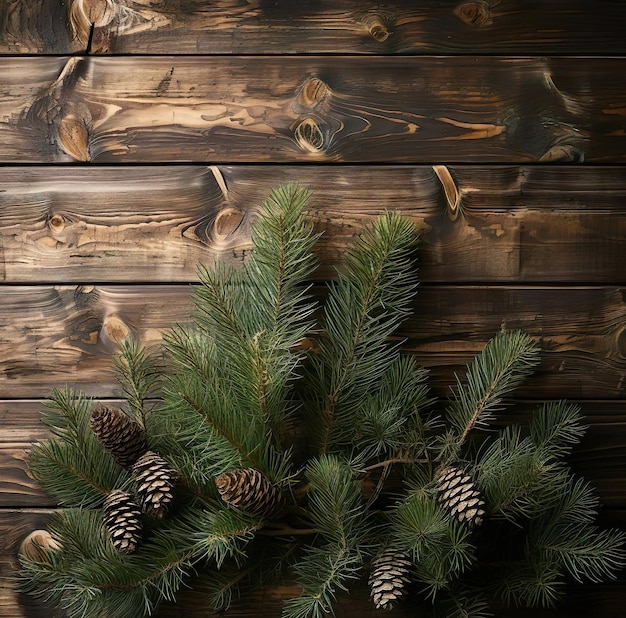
left=1, top=1, right=626, bottom=616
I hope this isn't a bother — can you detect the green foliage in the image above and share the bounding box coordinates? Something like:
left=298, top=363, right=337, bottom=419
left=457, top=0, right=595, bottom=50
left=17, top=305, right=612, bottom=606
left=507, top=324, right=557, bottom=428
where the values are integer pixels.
left=113, top=337, right=162, bottom=424
left=394, top=492, right=475, bottom=599
left=300, top=211, right=420, bottom=456
left=438, top=330, right=541, bottom=463
left=21, top=184, right=625, bottom=618
left=28, top=387, right=128, bottom=508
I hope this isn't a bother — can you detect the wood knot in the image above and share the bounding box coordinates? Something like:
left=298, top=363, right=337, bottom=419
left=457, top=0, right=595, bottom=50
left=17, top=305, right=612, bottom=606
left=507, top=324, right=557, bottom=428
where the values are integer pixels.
left=294, top=118, right=325, bottom=153
left=48, top=214, right=66, bottom=234
left=214, top=208, right=244, bottom=240
left=19, top=530, right=62, bottom=563
left=57, top=115, right=91, bottom=162
left=100, top=315, right=131, bottom=349
left=433, top=166, right=462, bottom=221
left=74, top=285, right=98, bottom=309
left=539, top=144, right=584, bottom=163
left=360, top=11, right=395, bottom=42
left=454, top=1, right=492, bottom=28
left=297, top=77, right=330, bottom=109
left=68, top=0, right=116, bottom=44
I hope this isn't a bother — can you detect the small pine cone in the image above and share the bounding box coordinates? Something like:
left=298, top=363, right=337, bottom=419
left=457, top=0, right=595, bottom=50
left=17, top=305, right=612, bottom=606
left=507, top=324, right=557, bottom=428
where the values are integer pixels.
left=369, top=549, right=412, bottom=610
left=215, top=468, right=284, bottom=518
left=132, top=451, right=178, bottom=518
left=90, top=405, right=148, bottom=468
left=436, top=466, right=486, bottom=528
left=103, top=489, right=143, bottom=554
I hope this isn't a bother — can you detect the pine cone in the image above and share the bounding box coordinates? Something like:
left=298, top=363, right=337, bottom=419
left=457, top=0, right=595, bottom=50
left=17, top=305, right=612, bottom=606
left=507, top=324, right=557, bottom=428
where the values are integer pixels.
left=436, top=466, right=486, bottom=527
left=90, top=405, right=148, bottom=468
left=103, top=489, right=143, bottom=554
left=132, top=451, right=178, bottom=518
left=368, top=549, right=412, bottom=610
left=215, top=468, right=284, bottom=518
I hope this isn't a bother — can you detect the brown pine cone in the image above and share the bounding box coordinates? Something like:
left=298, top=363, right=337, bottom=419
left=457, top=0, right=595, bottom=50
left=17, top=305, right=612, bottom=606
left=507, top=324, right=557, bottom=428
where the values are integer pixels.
left=90, top=405, right=147, bottom=468
left=369, top=548, right=412, bottom=610
left=215, top=468, right=284, bottom=518
left=132, top=451, right=178, bottom=518
left=103, top=489, right=143, bottom=554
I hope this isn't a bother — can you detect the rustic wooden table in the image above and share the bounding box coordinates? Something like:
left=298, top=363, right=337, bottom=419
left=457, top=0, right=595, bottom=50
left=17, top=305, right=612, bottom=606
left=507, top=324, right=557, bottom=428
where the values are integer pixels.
left=1, top=1, right=625, bottom=616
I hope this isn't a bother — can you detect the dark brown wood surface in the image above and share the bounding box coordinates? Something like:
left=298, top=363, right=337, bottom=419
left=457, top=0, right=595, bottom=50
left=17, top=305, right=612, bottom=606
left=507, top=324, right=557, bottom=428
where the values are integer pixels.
left=2, top=1, right=626, bottom=617
left=2, top=56, right=626, bottom=163
left=1, top=284, right=625, bottom=400
left=1, top=165, right=625, bottom=283
left=2, top=0, right=626, bottom=55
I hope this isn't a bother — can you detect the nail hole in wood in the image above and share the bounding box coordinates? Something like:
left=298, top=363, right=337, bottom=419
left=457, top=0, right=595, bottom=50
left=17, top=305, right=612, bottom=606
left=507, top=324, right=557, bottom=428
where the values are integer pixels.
left=49, top=214, right=66, bottom=233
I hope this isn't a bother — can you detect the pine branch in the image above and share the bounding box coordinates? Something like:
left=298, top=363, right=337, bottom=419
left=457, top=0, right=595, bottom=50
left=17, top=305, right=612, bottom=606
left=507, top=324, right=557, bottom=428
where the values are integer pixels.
left=494, top=558, right=565, bottom=609
left=28, top=387, right=127, bottom=508
left=160, top=330, right=295, bottom=484
left=246, top=182, right=320, bottom=348
left=531, top=521, right=626, bottom=584
left=305, top=455, right=369, bottom=547
left=180, top=185, right=319, bottom=469
left=439, top=586, right=491, bottom=618
left=393, top=492, right=475, bottom=598
left=282, top=456, right=369, bottom=618
left=113, top=337, right=162, bottom=425
left=353, top=354, right=432, bottom=463
left=283, top=543, right=363, bottom=618
left=530, top=400, right=587, bottom=458
left=441, top=330, right=540, bottom=462
left=18, top=502, right=260, bottom=618
left=475, top=426, right=553, bottom=520
left=303, top=212, right=420, bottom=454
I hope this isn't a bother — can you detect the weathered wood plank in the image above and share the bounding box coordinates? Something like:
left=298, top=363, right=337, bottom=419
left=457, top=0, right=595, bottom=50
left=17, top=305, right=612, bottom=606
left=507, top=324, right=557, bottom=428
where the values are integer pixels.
left=3, top=0, right=626, bottom=55
left=2, top=56, right=625, bottom=163
left=0, top=449, right=51, bottom=507
left=1, top=165, right=625, bottom=284
left=0, top=285, right=625, bottom=399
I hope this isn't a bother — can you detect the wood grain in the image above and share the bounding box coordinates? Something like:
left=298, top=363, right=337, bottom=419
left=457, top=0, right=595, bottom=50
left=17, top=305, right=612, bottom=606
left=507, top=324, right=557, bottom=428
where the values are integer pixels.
left=2, top=56, right=626, bottom=163
left=1, top=165, right=625, bottom=284
left=0, top=285, right=625, bottom=399
left=2, top=1, right=626, bottom=55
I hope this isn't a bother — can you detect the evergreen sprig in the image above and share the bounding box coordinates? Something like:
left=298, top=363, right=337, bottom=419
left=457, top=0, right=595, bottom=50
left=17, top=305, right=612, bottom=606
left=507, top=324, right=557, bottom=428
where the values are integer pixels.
left=301, top=211, right=420, bottom=456
left=438, top=330, right=541, bottom=463
left=19, top=184, right=625, bottom=618
left=28, top=387, right=128, bottom=508
left=113, top=337, right=162, bottom=424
